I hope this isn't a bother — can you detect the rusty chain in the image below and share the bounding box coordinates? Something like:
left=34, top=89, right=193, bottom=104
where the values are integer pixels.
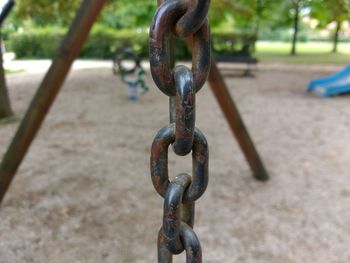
left=149, top=0, right=211, bottom=262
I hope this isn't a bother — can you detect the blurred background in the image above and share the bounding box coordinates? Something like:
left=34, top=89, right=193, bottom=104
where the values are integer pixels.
left=1, top=0, right=350, bottom=63
left=0, top=1, right=349, bottom=262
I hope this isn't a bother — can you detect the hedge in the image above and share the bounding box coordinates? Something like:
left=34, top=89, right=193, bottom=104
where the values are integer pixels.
left=9, top=25, right=255, bottom=59
left=10, top=27, right=65, bottom=58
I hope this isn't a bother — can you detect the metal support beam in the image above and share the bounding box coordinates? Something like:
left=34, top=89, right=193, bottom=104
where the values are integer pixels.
left=0, top=0, right=107, bottom=204
left=0, top=0, right=268, bottom=205
left=208, top=57, right=269, bottom=181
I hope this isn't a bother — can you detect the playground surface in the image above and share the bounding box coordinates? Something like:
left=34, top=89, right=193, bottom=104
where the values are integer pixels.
left=0, top=62, right=349, bottom=262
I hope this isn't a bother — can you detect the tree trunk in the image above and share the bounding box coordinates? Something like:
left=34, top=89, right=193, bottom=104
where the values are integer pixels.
left=332, top=21, right=341, bottom=53
left=290, top=1, right=300, bottom=56
left=0, top=48, right=14, bottom=120
left=252, top=0, right=262, bottom=52
left=251, top=19, right=260, bottom=52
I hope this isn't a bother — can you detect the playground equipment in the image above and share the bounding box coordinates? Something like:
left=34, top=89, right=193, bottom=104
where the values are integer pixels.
left=0, top=0, right=269, bottom=261
left=113, top=48, right=149, bottom=100
left=308, top=65, right=350, bottom=97
left=150, top=0, right=211, bottom=259
left=0, top=0, right=15, bottom=122
left=0, top=0, right=268, bottom=203
left=0, top=0, right=270, bottom=206
left=0, top=0, right=14, bottom=26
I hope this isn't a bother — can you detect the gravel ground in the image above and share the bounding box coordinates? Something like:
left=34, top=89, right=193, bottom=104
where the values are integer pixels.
left=0, top=64, right=349, bottom=263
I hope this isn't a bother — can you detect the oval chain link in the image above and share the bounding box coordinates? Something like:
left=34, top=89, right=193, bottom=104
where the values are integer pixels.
left=150, top=124, right=209, bottom=203
left=150, top=0, right=211, bottom=261
left=149, top=0, right=210, bottom=96
left=157, top=0, right=210, bottom=38
left=158, top=223, right=202, bottom=262
left=161, top=173, right=192, bottom=254
left=174, top=0, right=211, bottom=38
left=173, top=65, right=195, bottom=156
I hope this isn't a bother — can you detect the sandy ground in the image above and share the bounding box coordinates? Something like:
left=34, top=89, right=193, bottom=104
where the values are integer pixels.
left=0, top=63, right=349, bottom=263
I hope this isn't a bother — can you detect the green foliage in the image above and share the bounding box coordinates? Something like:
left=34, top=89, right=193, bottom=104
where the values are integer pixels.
left=10, top=27, right=65, bottom=58
left=212, top=30, right=256, bottom=54
left=101, top=0, right=156, bottom=29
left=7, top=0, right=350, bottom=58
left=16, top=0, right=81, bottom=26
left=209, top=0, right=255, bottom=32
left=311, top=0, right=350, bottom=26
left=82, top=26, right=188, bottom=59
left=15, top=0, right=156, bottom=29
left=9, top=26, right=255, bottom=59
left=10, top=26, right=147, bottom=59
left=10, top=25, right=171, bottom=59
left=310, top=0, right=350, bottom=51
left=79, top=26, right=148, bottom=59
left=255, top=41, right=350, bottom=64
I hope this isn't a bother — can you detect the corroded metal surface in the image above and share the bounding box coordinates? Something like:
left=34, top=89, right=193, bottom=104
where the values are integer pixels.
left=0, top=0, right=107, bottom=203
left=162, top=173, right=191, bottom=254
left=174, top=0, right=211, bottom=38
left=150, top=124, right=209, bottom=202
left=208, top=57, right=269, bottom=181
left=149, top=0, right=210, bottom=96
left=173, top=66, right=195, bottom=156
left=150, top=0, right=210, bottom=261
left=158, top=223, right=202, bottom=262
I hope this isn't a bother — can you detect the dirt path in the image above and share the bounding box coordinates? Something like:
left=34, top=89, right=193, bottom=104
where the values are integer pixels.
left=0, top=66, right=349, bottom=263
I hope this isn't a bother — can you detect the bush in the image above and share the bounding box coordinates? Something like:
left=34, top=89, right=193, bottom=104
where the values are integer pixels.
left=211, top=30, right=256, bottom=55
left=11, top=27, right=65, bottom=58
left=10, top=25, right=255, bottom=59
left=80, top=25, right=150, bottom=59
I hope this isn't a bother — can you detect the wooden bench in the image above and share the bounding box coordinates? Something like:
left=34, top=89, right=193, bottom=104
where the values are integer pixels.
left=215, top=53, right=258, bottom=77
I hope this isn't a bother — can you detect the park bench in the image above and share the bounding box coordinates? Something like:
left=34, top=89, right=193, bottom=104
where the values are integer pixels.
left=213, top=35, right=258, bottom=77
left=215, top=53, right=258, bottom=77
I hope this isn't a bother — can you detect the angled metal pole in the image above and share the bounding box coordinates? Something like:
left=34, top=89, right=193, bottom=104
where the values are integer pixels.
left=0, top=0, right=107, bottom=204
left=183, top=31, right=268, bottom=181
left=185, top=32, right=268, bottom=181
left=0, top=0, right=15, bottom=120
left=0, top=0, right=15, bottom=26
left=208, top=57, right=269, bottom=181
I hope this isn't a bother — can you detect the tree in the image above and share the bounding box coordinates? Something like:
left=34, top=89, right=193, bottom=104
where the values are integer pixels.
left=101, top=0, right=156, bottom=29
left=16, top=0, right=81, bottom=26
left=0, top=0, right=14, bottom=121
left=251, top=0, right=284, bottom=49
left=311, top=0, right=350, bottom=53
left=269, top=0, right=310, bottom=55
left=209, top=0, right=287, bottom=51
left=290, top=0, right=301, bottom=55
left=283, top=0, right=311, bottom=55
left=16, top=0, right=156, bottom=29
left=0, top=51, right=13, bottom=120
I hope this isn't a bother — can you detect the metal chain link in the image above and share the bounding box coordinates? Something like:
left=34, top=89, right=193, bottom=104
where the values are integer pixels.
left=149, top=0, right=211, bottom=262
left=149, top=0, right=211, bottom=97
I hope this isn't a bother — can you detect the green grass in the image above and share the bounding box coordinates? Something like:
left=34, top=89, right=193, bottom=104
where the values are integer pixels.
left=5, top=69, right=25, bottom=74
left=0, top=114, right=20, bottom=125
left=255, top=41, right=350, bottom=64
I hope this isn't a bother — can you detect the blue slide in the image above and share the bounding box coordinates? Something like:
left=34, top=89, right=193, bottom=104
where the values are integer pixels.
left=308, top=65, right=350, bottom=97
